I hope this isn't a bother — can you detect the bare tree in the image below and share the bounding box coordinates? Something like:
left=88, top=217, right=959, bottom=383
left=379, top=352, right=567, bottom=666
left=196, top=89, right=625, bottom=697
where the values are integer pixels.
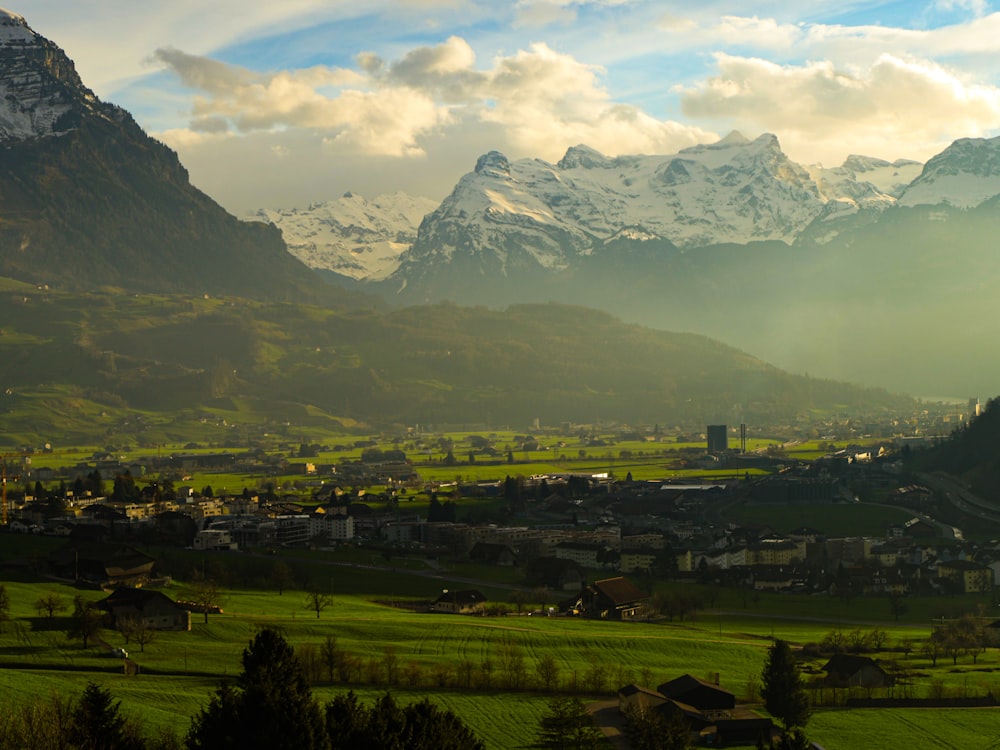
left=269, top=561, right=295, bottom=595
left=119, top=615, right=157, bottom=653
left=320, top=635, right=338, bottom=683
left=304, top=591, right=333, bottom=619
left=536, top=654, right=560, bottom=691
left=67, top=596, right=103, bottom=649
left=34, top=592, right=66, bottom=621
left=186, top=578, right=223, bottom=624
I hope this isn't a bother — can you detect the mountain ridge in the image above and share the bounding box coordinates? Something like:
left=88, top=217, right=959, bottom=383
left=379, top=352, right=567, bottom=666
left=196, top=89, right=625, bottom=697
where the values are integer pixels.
left=0, top=10, right=334, bottom=304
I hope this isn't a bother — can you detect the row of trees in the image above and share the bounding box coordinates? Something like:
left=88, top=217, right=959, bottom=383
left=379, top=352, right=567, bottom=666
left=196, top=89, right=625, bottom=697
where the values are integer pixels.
left=295, top=632, right=652, bottom=695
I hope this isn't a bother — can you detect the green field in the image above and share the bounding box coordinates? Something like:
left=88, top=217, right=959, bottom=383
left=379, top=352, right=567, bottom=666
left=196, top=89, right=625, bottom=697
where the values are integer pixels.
left=2, top=575, right=1000, bottom=749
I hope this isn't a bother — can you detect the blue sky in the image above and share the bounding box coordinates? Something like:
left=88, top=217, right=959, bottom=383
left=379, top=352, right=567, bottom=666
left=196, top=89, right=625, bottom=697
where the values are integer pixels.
left=14, top=1, right=1000, bottom=212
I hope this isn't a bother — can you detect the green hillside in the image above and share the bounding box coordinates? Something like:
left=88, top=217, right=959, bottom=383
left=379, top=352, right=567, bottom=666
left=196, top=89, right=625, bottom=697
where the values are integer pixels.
left=0, top=282, right=914, bottom=446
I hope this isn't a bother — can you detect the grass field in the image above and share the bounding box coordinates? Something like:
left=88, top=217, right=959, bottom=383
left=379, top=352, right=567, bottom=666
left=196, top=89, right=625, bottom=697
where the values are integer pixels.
left=2, top=574, right=1000, bottom=749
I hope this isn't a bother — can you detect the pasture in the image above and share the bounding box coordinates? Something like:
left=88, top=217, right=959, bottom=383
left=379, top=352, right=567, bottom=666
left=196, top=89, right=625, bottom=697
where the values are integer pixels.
left=2, top=577, right=1000, bottom=749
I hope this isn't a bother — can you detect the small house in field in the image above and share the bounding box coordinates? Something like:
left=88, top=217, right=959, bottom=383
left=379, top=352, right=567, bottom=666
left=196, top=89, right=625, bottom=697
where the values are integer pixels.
left=431, top=589, right=487, bottom=614
left=657, top=674, right=736, bottom=719
left=619, top=677, right=772, bottom=747
left=48, top=541, right=156, bottom=587
left=569, top=576, right=648, bottom=619
left=97, top=587, right=191, bottom=631
left=822, top=654, right=893, bottom=689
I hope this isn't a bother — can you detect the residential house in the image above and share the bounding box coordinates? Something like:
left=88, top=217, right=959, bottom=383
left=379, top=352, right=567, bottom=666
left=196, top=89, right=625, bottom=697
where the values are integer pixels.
left=569, top=576, right=648, bottom=620
left=97, top=588, right=191, bottom=631
left=431, top=589, right=487, bottom=614
left=48, top=542, right=155, bottom=587
left=193, top=528, right=237, bottom=551
left=822, top=654, right=893, bottom=689
left=656, top=674, right=735, bottom=719
left=937, top=559, right=994, bottom=593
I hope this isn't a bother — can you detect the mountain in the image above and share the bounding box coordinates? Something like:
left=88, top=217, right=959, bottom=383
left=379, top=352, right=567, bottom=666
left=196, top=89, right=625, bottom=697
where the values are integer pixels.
left=898, top=136, right=1000, bottom=208
left=0, top=281, right=915, bottom=446
left=389, top=133, right=899, bottom=288
left=246, top=192, right=438, bottom=282
left=0, top=9, right=328, bottom=302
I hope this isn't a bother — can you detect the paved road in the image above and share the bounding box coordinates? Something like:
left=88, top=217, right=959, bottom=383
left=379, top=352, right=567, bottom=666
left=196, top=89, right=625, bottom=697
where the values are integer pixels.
left=919, top=472, right=1000, bottom=523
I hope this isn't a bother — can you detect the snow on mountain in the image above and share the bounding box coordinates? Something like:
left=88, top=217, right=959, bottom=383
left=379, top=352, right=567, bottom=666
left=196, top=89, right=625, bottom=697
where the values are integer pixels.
left=807, top=155, right=922, bottom=210
left=898, top=136, right=1000, bottom=208
left=247, top=192, right=438, bottom=281
left=394, top=132, right=898, bottom=280
left=0, top=8, right=99, bottom=141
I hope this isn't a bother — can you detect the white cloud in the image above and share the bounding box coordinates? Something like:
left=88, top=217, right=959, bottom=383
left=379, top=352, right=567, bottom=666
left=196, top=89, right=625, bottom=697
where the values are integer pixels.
left=680, top=52, right=1000, bottom=163
left=513, top=0, right=630, bottom=28
left=479, top=42, right=713, bottom=158
left=152, top=48, right=445, bottom=156
left=936, top=0, right=989, bottom=17
left=153, top=37, right=712, bottom=163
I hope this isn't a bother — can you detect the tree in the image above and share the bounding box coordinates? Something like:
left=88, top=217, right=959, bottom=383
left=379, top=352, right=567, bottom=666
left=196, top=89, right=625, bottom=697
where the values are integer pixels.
left=269, top=561, right=295, bottom=595
left=305, top=591, right=333, bottom=619
left=509, top=590, right=530, bottom=614
left=623, top=704, right=692, bottom=750
left=762, top=727, right=812, bottom=750
left=0, top=584, right=10, bottom=633
left=536, top=654, right=560, bottom=691
left=120, top=615, right=157, bottom=653
left=537, top=696, right=603, bottom=749
left=887, top=592, right=908, bottom=622
left=35, top=591, right=67, bottom=621
left=68, top=682, right=144, bottom=750
left=760, top=639, right=810, bottom=730
left=187, top=627, right=329, bottom=750
left=185, top=577, right=223, bottom=625
left=320, top=635, right=339, bottom=683
left=67, top=595, right=103, bottom=649
left=324, top=691, right=485, bottom=750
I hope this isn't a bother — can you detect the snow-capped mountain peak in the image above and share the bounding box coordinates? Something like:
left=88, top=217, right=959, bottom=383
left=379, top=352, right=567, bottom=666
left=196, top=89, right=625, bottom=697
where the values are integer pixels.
left=475, top=150, right=512, bottom=178
left=390, top=132, right=873, bottom=283
left=898, top=135, right=1000, bottom=208
left=246, top=192, right=439, bottom=281
left=0, top=8, right=32, bottom=42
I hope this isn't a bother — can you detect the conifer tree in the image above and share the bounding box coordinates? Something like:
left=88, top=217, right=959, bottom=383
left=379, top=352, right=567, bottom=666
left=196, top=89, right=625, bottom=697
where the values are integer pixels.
left=760, top=639, right=810, bottom=730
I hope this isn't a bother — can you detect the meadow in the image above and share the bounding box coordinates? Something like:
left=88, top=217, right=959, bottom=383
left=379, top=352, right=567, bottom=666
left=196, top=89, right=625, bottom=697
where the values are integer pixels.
left=2, top=571, right=1000, bottom=749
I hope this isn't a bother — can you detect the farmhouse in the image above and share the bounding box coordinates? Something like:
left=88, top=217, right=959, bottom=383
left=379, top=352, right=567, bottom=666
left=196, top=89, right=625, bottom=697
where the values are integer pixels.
left=568, top=576, right=647, bottom=620
left=620, top=676, right=772, bottom=746
left=657, top=674, right=735, bottom=719
left=47, top=541, right=156, bottom=587
left=431, top=589, right=487, bottom=614
left=822, top=654, right=893, bottom=689
left=97, top=587, right=191, bottom=631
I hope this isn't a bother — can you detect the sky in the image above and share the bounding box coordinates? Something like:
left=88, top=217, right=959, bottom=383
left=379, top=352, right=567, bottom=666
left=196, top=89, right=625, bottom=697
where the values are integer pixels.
left=14, top=1, right=1000, bottom=214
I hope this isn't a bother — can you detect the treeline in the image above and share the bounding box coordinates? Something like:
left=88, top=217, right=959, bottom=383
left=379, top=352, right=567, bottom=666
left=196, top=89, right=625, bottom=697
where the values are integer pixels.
left=296, top=632, right=658, bottom=696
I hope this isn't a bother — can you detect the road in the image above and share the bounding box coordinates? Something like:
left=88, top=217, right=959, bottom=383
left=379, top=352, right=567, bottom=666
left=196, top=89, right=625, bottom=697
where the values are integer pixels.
left=918, top=471, right=1000, bottom=527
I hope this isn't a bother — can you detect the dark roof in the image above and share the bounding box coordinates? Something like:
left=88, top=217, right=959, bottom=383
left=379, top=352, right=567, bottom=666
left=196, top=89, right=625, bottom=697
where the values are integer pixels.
left=97, top=587, right=182, bottom=612
left=618, top=684, right=665, bottom=700
left=657, top=674, right=736, bottom=710
left=822, top=654, right=886, bottom=677
left=591, top=577, right=647, bottom=605
left=432, top=589, right=487, bottom=606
